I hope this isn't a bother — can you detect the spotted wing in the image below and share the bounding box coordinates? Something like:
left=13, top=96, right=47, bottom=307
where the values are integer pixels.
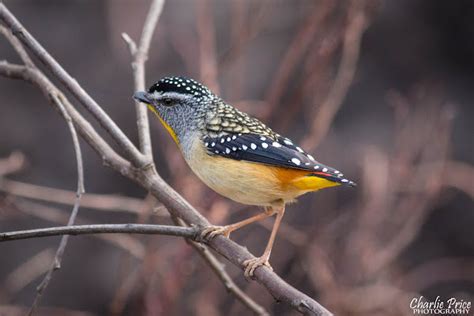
left=203, top=133, right=355, bottom=186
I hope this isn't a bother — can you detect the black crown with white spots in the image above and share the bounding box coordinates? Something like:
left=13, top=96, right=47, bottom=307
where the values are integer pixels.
left=149, top=76, right=215, bottom=100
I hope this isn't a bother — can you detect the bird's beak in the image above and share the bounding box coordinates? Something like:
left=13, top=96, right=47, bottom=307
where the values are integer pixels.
left=133, top=91, right=153, bottom=104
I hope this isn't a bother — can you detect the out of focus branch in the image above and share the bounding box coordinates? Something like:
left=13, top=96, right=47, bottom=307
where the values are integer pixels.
left=122, top=0, right=165, bottom=159
left=264, top=1, right=334, bottom=118
left=302, top=1, right=369, bottom=151
left=0, top=179, right=155, bottom=215
left=196, top=0, right=220, bottom=94
left=0, top=152, right=26, bottom=177
left=0, top=224, right=198, bottom=242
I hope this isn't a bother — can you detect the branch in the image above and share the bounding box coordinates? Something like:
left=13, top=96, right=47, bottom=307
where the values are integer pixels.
left=0, top=3, right=148, bottom=168
left=29, top=88, right=86, bottom=315
left=122, top=0, right=165, bottom=159
left=172, top=217, right=269, bottom=315
left=0, top=224, right=198, bottom=242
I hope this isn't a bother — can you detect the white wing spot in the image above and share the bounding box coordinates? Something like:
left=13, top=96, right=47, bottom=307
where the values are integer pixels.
left=232, top=135, right=237, bottom=140
left=272, top=142, right=282, bottom=148
left=322, top=168, right=328, bottom=172
left=284, top=139, right=293, bottom=145
left=242, top=145, right=248, bottom=150
left=232, top=147, right=237, bottom=151
left=227, top=137, right=231, bottom=142
left=211, top=142, right=215, bottom=147
left=296, top=147, right=304, bottom=153
left=307, top=154, right=315, bottom=161
left=291, top=158, right=301, bottom=166
left=314, top=166, right=319, bottom=170
left=250, top=143, right=257, bottom=150
left=225, top=148, right=231, bottom=154
left=341, top=179, right=349, bottom=183
left=262, top=143, right=269, bottom=148
left=260, top=136, right=266, bottom=141
left=204, top=142, right=209, bottom=147
left=220, top=138, right=225, bottom=143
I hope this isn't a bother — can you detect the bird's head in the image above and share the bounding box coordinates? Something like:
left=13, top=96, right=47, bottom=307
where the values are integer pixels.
left=133, top=76, right=215, bottom=145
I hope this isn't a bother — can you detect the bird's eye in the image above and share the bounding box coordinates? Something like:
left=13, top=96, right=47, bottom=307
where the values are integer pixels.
left=162, top=98, right=173, bottom=106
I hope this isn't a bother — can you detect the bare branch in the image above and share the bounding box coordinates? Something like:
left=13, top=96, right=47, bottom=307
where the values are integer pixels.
left=0, top=3, right=148, bottom=168
left=0, top=224, right=198, bottom=242
left=122, top=0, right=165, bottom=159
left=172, top=217, right=269, bottom=316
left=29, top=91, right=86, bottom=315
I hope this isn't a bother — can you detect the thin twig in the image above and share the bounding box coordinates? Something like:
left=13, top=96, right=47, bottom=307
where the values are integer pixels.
left=172, top=217, right=269, bottom=316
left=122, top=0, right=165, bottom=159
left=0, top=3, right=148, bottom=168
left=0, top=224, right=198, bottom=242
left=29, top=93, right=85, bottom=315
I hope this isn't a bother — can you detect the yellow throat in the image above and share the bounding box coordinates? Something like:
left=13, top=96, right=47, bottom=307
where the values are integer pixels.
left=147, top=104, right=180, bottom=145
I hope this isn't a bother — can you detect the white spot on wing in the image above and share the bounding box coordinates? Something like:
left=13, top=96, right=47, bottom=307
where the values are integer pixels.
left=262, top=143, right=268, bottom=148
left=250, top=143, right=257, bottom=150
left=291, top=158, right=301, bottom=165
left=272, top=142, right=282, bottom=148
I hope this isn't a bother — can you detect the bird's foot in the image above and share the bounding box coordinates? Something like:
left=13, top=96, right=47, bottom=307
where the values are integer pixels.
left=200, top=225, right=232, bottom=241
left=243, top=255, right=272, bottom=278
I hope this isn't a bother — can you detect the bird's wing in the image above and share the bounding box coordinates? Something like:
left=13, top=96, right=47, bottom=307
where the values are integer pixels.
left=203, top=133, right=355, bottom=186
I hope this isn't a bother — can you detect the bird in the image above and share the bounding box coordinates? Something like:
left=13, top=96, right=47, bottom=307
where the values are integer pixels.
left=133, top=76, right=355, bottom=277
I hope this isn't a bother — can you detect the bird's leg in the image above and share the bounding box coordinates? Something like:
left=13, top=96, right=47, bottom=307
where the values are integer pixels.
left=243, top=204, right=286, bottom=278
left=201, top=207, right=274, bottom=240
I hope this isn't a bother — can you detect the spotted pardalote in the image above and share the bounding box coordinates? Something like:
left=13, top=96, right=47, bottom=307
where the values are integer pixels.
left=133, top=76, right=355, bottom=277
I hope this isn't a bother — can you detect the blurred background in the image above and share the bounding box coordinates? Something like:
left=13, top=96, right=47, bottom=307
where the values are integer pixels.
left=0, top=0, right=473, bottom=315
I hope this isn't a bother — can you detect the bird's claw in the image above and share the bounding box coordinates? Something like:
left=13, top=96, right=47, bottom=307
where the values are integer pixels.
left=243, top=256, right=272, bottom=278
left=200, top=225, right=231, bottom=241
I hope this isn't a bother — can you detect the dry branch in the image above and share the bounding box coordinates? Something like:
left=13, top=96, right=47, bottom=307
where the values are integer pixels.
left=0, top=224, right=198, bottom=242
